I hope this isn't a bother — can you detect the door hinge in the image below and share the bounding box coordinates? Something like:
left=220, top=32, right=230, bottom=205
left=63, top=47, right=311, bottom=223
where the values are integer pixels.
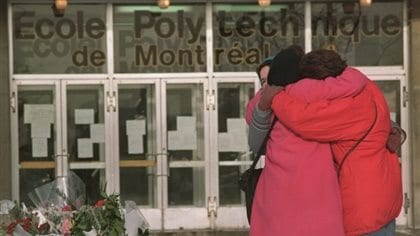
left=106, top=91, right=116, bottom=112
left=10, top=92, right=16, bottom=113
left=207, top=196, right=218, bottom=217
left=111, top=91, right=116, bottom=112
left=404, top=192, right=411, bottom=214
left=403, top=86, right=408, bottom=108
left=206, top=89, right=215, bottom=111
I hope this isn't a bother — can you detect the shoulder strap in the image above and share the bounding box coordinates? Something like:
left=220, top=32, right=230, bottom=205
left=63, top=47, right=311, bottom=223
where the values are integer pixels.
left=337, top=104, right=377, bottom=175
left=249, top=117, right=277, bottom=170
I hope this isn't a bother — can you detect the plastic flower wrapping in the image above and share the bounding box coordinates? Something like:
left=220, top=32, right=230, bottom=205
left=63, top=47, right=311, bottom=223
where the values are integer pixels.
left=0, top=171, right=150, bottom=236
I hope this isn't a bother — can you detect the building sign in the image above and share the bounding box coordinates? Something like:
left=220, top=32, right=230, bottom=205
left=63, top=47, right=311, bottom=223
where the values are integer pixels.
left=213, top=4, right=305, bottom=72
left=12, top=2, right=403, bottom=74
left=312, top=2, right=403, bottom=66
left=113, top=5, right=207, bottom=73
left=13, top=5, right=107, bottom=74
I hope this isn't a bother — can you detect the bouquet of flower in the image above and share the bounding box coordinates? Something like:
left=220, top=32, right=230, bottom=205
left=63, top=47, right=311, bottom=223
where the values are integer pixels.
left=5, top=203, right=49, bottom=235
left=25, top=171, right=85, bottom=235
left=2, top=170, right=149, bottom=236
left=72, top=192, right=125, bottom=235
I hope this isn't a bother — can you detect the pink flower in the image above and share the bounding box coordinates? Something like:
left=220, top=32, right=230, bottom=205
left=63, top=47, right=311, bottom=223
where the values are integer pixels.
left=60, top=217, right=72, bottom=235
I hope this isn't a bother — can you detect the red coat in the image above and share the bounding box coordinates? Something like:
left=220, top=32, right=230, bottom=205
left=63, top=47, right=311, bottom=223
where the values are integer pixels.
left=271, top=71, right=403, bottom=235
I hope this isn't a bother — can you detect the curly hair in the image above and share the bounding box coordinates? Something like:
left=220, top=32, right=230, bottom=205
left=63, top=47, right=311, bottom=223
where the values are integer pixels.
left=299, top=49, right=347, bottom=80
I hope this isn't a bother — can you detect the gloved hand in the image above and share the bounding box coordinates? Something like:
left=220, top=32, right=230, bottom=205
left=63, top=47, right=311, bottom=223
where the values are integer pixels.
left=257, top=85, right=284, bottom=111
left=386, top=127, right=406, bottom=153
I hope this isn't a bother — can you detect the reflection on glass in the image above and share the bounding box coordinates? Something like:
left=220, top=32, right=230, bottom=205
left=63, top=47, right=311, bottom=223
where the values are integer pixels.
left=113, top=4, right=206, bottom=73
left=217, top=83, right=254, bottom=205
left=73, top=169, right=104, bottom=204
left=168, top=168, right=205, bottom=206
left=67, top=85, right=105, bottom=203
left=166, top=84, right=205, bottom=206
left=18, top=86, right=55, bottom=162
left=67, top=85, right=105, bottom=162
left=118, top=84, right=157, bottom=207
left=17, top=86, right=56, bottom=206
left=20, top=169, right=55, bottom=206
left=213, top=3, right=305, bottom=72
left=311, top=1, right=403, bottom=66
left=12, top=5, right=107, bottom=74
left=375, top=80, right=401, bottom=124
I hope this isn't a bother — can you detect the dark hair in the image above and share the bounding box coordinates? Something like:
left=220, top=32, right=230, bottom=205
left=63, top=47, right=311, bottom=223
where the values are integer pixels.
left=256, top=56, right=274, bottom=80
left=267, top=45, right=305, bottom=87
left=299, top=49, right=347, bottom=80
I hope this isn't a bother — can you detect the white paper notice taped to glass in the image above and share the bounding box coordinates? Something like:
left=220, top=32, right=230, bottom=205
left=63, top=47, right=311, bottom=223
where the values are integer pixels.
left=77, top=138, right=93, bottom=158
left=218, top=118, right=248, bottom=152
left=168, top=116, right=197, bottom=150
left=24, top=104, right=54, bottom=124
left=31, top=122, right=51, bottom=138
left=126, top=120, right=146, bottom=154
left=90, top=123, right=105, bottom=143
left=75, top=109, right=94, bottom=124
left=32, top=138, right=48, bottom=158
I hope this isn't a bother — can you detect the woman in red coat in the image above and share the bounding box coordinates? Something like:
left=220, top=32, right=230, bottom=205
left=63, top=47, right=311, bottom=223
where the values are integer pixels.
left=270, top=49, right=403, bottom=235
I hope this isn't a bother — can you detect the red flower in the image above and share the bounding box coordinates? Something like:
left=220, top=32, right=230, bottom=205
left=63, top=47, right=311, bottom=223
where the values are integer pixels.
left=62, top=205, right=72, bottom=211
left=38, top=222, right=50, bottom=233
left=95, top=199, right=105, bottom=207
left=7, top=222, right=17, bottom=234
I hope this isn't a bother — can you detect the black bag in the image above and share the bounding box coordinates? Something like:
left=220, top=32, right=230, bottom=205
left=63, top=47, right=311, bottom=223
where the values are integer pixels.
left=239, top=118, right=276, bottom=223
left=238, top=160, right=263, bottom=223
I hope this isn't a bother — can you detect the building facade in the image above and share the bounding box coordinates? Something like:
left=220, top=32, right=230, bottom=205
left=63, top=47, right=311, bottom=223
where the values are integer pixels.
left=1, top=0, right=419, bottom=232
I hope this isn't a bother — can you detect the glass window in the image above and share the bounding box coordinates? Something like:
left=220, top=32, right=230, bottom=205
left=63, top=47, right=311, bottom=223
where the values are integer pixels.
left=166, top=84, right=205, bottom=206
left=217, top=83, right=254, bottom=205
left=12, top=4, right=107, bottom=74
left=17, top=85, right=56, bottom=205
left=375, top=80, right=401, bottom=124
left=118, top=84, right=157, bottom=207
left=113, top=5, right=206, bottom=73
left=213, top=3, right=305, bottom=72
left=311, top=1, right=403, bottom=66
left=66, top=85, right=105, bottom=202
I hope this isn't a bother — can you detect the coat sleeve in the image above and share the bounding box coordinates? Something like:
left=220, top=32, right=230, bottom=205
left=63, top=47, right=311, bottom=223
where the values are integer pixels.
left=271, top=87, right=376, bottom=142
left=248, top=107, right=272, bottom=153
left=245, top=90, right=272, bottom=153
left=245, top=90, right=262, bottom=125
left=287, top=67, right=368, bottom=102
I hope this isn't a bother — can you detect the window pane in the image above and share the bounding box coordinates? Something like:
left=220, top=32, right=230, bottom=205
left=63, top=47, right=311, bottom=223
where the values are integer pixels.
left=217, top=83, right=254, bottom=205
left=113, top=5, right=206, bottom=73
left=213, top=3, right=305, bottom=72
left=118, top=84, right=157, bottom=207
left=17, top=86, right=56, bottom=205
left=166, top=84, right=205, bottom=206
left=311, top=1, right=403, bottom=66
left=12, top=5, right=107, bottom=74
left=18, top=86, right=55, bottom=162
left=375, top=80, right=401, bottom=124
left=67, top=85, right=105, bottom=162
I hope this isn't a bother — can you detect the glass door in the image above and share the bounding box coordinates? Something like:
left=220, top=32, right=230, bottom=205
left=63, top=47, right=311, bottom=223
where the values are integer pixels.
left=113, top=79, right=163, bottom=230
left=371, top=75, right=409, bottom=225
left=112, top=78, right=210, bottom=230
left=162, top=79, right=210, bottom=230
left=61, top=80, right=111, bottom=203
left=11, top=79, right=111, bottom=206
left=11, top=80, right=60, bottom=204
left=212, top=78, right=256, bottom=228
